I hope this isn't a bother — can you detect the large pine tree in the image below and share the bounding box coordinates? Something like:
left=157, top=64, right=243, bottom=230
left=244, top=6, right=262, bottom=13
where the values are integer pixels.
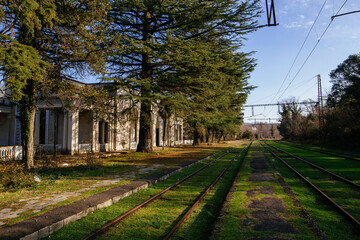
left=166, top=39, right=255, bottom=144
left=106, top=0, right=261, bottom=152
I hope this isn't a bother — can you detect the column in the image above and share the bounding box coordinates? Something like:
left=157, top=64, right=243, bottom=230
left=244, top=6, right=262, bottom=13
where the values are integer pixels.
left=65, top=110, right=79, bottom=155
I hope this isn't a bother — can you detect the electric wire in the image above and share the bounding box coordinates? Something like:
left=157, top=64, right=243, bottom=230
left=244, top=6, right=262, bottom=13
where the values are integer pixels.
left=262, top=0, right=348, bottom=117
left=245, top=0, right=350, bottom=120
left=261, top=76, right=317, bottom=117
left=276, top=0, right=348, bottom=101
left=257, top=0, right=328, bottom=117
left=268, top=0, right=328, bottom=106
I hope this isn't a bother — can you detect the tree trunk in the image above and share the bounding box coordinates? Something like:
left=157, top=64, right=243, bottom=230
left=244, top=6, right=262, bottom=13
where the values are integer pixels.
left=206, top=127, right=210, bottom=144
left=192, top=127, right=201, bottom=146
left=19, top=79, right=37, bottom=169
left=136, top=11, right=153, bottom=153
left=136, top=99, right=153, bottom=152
left=217, top=133, right=223, bottom=143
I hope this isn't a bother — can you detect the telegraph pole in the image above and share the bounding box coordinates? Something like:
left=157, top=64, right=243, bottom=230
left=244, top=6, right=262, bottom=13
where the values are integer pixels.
left=317, top=74, right=324, bottom=139
left=317, top=74, right=323, bottom=110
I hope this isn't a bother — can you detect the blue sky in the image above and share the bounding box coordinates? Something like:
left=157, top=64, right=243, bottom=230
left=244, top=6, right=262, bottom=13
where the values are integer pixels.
left=242, top=0, right=360, bottom=122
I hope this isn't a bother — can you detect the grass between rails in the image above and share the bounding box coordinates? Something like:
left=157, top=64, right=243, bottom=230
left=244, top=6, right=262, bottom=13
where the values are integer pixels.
left=267, top=141, right=360, bottom=220
left=217, top=145, right=319, bottom=240
left=48, top=144, right=248, bottom=240
left=261, top=143, right=360, bottom=240
left=279, top=140, right=360, bottom=159
left=268, top=141, right=360, bottom=184
left=0, top=142, right=242, bottom=227
left=166, top=149, right=249, bottom=240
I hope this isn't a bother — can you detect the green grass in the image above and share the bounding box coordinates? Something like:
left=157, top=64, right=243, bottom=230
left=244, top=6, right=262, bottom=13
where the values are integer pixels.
left=266, top=140, right=360, bottom=183
left=48, top=144, right=249, bottom=240
left=279, top=140, right=360, bottom=159
left=266, top=141, right=360, bottom=220
left=261, top=142, right=360, bottom=240
left=1, top=142, right=243, bottom=226
left=171, top=150, right=249, bottom=240
left=217, top=144, right=319, bottom=240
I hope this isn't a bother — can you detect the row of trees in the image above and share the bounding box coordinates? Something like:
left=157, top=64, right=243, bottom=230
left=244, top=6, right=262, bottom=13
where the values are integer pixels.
left=278, top=53, right=360, bottom=149
left=0, top=1, right=262, bottom=169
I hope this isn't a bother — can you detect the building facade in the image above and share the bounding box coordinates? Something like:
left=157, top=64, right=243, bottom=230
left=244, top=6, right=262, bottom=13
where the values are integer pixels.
left=0, top=86, right=184, bottom=159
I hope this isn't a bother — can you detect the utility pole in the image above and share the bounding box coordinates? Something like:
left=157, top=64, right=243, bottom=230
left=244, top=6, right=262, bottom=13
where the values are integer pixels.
left=317, top=74, right=324, bottom=139
left=317, top=74, right=323, bottom=110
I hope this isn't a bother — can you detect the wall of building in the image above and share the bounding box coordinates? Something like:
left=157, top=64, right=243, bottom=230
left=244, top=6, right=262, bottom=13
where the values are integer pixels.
left=1, top=95, right=184, bottom=156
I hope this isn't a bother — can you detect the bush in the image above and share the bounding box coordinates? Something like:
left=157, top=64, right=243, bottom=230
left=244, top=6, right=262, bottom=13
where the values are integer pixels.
left=35, top=147, right=59, bottom=169
left=242, top=130, right=253, bottom=139
left=85, top=151, right=103, bottom=170
left=0, top=161, right=36, bottom=191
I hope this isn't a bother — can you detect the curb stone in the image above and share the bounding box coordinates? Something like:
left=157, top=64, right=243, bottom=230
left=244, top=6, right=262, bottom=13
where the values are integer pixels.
left=0, top=153, right=215, bottom=240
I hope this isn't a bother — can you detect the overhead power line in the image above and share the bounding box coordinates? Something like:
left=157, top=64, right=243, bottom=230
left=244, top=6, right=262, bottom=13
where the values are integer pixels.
left=276, top=0, right=348, bottom=101
left=243, top=101, right=318, bottom=108
left=268, top=0, right=328, bottom=105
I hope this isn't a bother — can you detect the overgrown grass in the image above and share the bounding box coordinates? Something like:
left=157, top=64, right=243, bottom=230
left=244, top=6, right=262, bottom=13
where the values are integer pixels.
left=48, top=144, right=249, bottom=240
left=262, top=142, right=360, bottom=240
left=0, top=161, right=35, bottom=191
left=169, top=150, right=248, bottom=240
left=217, top=145, right=319, bottom=240
left=0, top=142, right=244, bottom=227
left=279, top=140, right=360, bottom=158
left=272, top=141, right=360, bottom=183
left=267, top=141, right=360, bottom=220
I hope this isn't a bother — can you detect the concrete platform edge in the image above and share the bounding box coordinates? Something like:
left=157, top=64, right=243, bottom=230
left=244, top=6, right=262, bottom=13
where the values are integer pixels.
left=0, top=153, right=214, bottom=240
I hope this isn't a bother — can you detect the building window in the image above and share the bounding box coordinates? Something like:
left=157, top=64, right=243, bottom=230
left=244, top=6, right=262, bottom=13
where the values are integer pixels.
left=98, top=121, right=109, bottom=144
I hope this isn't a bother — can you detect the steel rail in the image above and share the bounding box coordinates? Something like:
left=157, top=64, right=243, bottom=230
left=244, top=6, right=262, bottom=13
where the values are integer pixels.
left=81, top=149, right=235, bottom=240
left=163, top=142, right=251, bottom=240
left=277, top=141, right=360, bottom=162
left=263, top=141, right=360, bottom=189
left=261, top=142, right=360, bottom=228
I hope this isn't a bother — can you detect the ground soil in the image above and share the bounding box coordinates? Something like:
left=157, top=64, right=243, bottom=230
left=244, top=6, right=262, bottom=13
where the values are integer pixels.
left=245, top=147, right=297, bottom=236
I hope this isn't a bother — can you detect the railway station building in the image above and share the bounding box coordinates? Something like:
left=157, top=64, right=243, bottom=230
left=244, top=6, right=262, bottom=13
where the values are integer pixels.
left=0, top=81, right=184, bottom=159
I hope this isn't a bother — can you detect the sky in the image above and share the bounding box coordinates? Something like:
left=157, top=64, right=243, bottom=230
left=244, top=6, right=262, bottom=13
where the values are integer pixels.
left=241, top=0, right=360, bottom=123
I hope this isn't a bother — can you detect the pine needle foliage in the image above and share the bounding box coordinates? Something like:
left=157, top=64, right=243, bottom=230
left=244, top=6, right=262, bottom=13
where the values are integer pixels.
left=106, top=0, right=261, bottom=151
left=0, top=0, right=109, bottom=168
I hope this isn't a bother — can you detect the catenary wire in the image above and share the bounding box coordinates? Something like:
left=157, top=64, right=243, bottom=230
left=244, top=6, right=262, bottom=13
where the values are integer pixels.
left=261, top=0, right=348, bottom=117
left=267, top=0, right=328, bottom=105
left=276, top=0, right=348, bottom=101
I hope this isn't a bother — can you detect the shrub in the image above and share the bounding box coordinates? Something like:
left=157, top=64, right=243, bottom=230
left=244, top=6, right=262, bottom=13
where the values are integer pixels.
left=0, top=161, right=36, bottom=191
left=35, top=147, right=59, bottom=169
left=85, top=151, right=103, bottom=170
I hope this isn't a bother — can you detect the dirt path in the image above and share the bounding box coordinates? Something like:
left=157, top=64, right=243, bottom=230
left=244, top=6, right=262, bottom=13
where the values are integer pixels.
left=212, top=143, right=320, bottom=240
left=245, top=148, right=296, bottom=236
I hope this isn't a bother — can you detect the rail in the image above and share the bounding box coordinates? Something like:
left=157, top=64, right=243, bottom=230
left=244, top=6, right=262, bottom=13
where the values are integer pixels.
left=263, top=141, right=360, bottom=189
left=82, top=144, right=251, bottom=240
left=260, top=142, right=360, bottom=228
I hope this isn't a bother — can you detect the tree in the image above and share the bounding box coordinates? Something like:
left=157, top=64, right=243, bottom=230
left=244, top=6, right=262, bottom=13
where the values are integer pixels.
left=325, top=53, right=360, bottom=147
left=0, top=1, right=108, bottom=169
left=167, top=38, right=255, bottom=145
left=242, top=130, right=253, bottom=139
left=327, top=53, right=360, bottom=109
left=106, top=0, right=261, bottom=152
left=277, top=99, right=303, bottom=139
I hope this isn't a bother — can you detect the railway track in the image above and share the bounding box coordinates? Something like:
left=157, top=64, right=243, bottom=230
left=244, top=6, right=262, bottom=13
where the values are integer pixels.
left=263, top=141, right=360, bottom=189
left=260, top=142, right=360, bottom=229
left=82, top=143, right=251, bottom=240
left=277, top=141, right=360, bottom=162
